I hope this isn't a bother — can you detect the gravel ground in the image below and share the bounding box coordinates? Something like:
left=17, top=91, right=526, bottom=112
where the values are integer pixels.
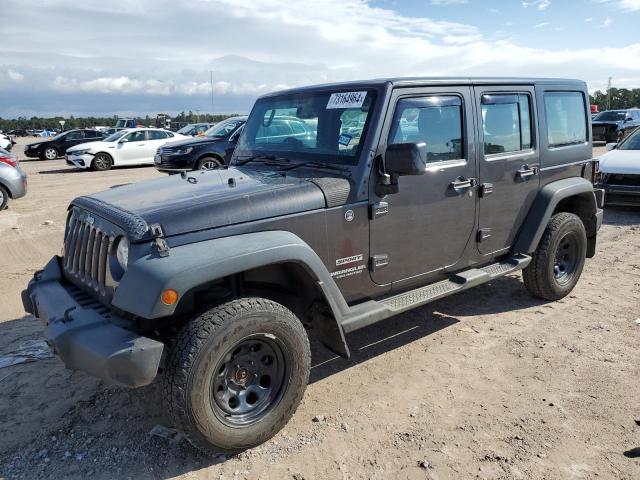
left=0, top=138, right=638, bottom=479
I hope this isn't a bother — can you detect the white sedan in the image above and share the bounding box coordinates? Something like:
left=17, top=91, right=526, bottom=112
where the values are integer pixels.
left=596, top=128, right=640, bottom=206
left=65, top=128, right=187, bottom=171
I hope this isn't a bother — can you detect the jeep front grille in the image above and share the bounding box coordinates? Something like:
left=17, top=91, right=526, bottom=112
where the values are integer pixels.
left=63, top=214, right=113, bottom=297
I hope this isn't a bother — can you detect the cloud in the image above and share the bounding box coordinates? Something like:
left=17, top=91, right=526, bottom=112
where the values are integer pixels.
left=534, top=22, right=550, bottom=27
left=597, top=0, right=640, bottom=11
left=523, top=0, right=551, bottom=10
left=431, top=0, right=468, bottom=4
left=0, top=0, right=639, bottom=117
left=603, top=17, right=613, bottom=26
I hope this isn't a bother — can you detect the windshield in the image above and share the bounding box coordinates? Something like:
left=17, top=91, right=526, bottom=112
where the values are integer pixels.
left=105, top=130, right=129, bottom=142
left=115, top=119, right=129, bottom=128
left=205, top=119, right=245, bottom=138
left=233, top=90, right=377, bottom=166
left=176, top=125, right=195, bottom=135
left=594, top=111, right=626, bottom=122
left=618, top=128, right=640, bottom=151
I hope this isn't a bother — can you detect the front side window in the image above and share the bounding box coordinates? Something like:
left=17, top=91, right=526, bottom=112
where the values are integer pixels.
left=126, top=131, right=146, bottom=142
left=234, top=90, right=377, bottom=165
left=389, top=96, right=463, bottom=163
left=481, top=94, right=532, bottom=155
left=618, top=128, right=640, bottom=151
left=544, top=92, right=587, bottom=147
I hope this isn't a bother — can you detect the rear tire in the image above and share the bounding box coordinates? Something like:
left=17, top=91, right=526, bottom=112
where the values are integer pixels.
left=0, top=184, right=8, bottom=210
left=91, top=153, right=113, bottom=171
left=523, top=212, right=587, bottom=301
left=196, top=156, right=223, bottom=170
left=163, top=297, right=310, bottom=455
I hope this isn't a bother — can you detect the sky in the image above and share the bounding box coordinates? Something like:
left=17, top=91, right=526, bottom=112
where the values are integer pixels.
left=1, top=0, right=639, bottom=118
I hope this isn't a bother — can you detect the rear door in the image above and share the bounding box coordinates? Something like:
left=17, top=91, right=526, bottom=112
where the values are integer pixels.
left=369, top=86, right=478, bottom=285
left=61, top=130, right=86, bottom=152
left=474, top=86, right=540, bottom=255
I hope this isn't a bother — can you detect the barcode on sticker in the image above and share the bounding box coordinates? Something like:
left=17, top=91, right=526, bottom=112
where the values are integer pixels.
left=326, top=91, right=367, bottom=109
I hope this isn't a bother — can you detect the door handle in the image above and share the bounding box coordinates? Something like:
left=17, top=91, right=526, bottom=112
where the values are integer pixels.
left=138, top=143, right=146, bottom=146
left=516, top=165, right=537, bottom=181
left=450, top=176, right=475, bottom=193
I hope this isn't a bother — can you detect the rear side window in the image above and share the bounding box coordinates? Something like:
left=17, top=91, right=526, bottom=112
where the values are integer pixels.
left=390, top=95, right=464, bottom=163
left=544, top=92, right=587, bottom=147
left=148, top=130, right=168, bottom=140
left=66, top=131, right=84, bottom=140
left=481, top=94, right=532, bottom=155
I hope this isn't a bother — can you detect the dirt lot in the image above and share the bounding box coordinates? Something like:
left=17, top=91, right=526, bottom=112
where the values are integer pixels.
left=0, top=138, right=638, bottom=480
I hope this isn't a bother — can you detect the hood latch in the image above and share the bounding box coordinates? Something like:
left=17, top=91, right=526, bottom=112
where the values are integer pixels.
left=149, top=223, right=170, bottom=257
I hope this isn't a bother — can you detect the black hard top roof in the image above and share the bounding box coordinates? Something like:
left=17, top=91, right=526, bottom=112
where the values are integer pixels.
left=259, top=77, right=586, bottom=99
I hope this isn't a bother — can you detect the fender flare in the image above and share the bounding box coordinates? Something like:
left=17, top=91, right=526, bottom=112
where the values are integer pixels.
left=513, top=177, right=597, bottom=255
left=112, top=231, right=351, bottom=354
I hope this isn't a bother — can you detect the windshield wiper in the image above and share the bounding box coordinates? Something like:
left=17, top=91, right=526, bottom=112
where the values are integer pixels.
left=234, top=154, right=290, bottom=166
left=279, top=161, right=351, bottom=175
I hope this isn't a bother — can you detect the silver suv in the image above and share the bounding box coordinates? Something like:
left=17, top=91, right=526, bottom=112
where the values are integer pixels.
left=0, top=149, right=27, bottom=210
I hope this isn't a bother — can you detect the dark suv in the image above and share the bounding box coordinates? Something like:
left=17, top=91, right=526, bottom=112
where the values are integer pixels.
left=23, top=78, right=603, bottom=455
left=24, top=129, right=106, bottom=160
left=592, top=109, right=640, bottom=143
left=155, top=116, right=247, bottom=172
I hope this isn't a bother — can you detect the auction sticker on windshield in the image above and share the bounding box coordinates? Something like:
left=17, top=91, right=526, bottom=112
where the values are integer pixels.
left=327, top=91, right=367, bottom=109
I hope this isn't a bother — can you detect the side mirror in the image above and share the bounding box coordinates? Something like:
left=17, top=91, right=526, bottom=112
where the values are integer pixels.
left=376, top=142, right=427, bottom=196
left=119, top=138, right=128, bottom=143
left=385, top=142, right=427, bottom=176
left=605, top=142, right=617, bottom=151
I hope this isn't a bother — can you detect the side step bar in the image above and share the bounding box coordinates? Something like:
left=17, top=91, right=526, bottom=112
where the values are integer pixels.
left=340, top=254, right=531, bottom=334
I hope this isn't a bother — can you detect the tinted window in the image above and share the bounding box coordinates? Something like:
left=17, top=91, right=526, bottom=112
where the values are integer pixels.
left=481, top=94, right=532, bottom=155
left=65, top=131, right=84, bottom=140
left=148, top=130, right=168, bottom=140
left=390, top=96, right=463, bottom=163
left=593, top=111, right=626, bottom=122
left=544, top=92, right=587, bottom=147
left=618, top=128, right=640, bottom=150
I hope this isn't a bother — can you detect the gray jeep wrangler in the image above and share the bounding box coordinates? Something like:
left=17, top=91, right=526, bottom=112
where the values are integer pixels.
left=23, top=78, right=604, bottom=454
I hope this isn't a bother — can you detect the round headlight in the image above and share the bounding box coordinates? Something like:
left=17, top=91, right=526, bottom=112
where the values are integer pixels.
left=116, top=236, right=129, bottom=271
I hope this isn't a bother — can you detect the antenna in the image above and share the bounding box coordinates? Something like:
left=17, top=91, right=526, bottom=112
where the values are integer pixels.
left=607, top=76, right=612, bottom=110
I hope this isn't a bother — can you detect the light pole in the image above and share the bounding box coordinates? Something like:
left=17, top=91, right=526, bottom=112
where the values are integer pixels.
left=210, top=70, right=214, bottom=118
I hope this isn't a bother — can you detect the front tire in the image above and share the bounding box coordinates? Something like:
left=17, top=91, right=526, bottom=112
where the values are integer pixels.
left=43, top=147, right=58, bottom=160
left=91, top=153, right=113, bottom=171
left=196, top=156, right=223, bottom=170
left=163, top=297, right=311, bottom=455
left=523, top=212, right=587, bottom=301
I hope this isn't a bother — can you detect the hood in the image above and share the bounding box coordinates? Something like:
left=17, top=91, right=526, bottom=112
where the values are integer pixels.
left=161, top=136, right=226, bottom=149
left=73, top=166, right=351, bottom=239
left=67, top=140, right=109, bottom=152
left=592, top=120, right=622, bottom=127
left=598, top=150, right=640, bottom=175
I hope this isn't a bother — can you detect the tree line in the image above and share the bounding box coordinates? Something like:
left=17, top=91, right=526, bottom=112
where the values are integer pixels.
left=0, top=111, right=238, bottom=131
left=589, top=88, right=640, bottom=111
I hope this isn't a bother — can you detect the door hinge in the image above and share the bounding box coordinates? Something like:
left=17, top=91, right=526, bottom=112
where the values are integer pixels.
left=370, top=254, right=389, bottom=271
left=479, top=183, right=493, bottom=197
left=369, top=201, right=389, bottom=219
left=477, top=228, right=492, bottom=242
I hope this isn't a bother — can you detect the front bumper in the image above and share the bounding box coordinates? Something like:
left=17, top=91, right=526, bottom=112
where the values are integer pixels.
left=22, top=256, right=164, bottom=388
left=596, top=182, right=640, bottom=207
left=65, top=153, right=92, bottom=169
left=154, top=152, right=194, bottom=171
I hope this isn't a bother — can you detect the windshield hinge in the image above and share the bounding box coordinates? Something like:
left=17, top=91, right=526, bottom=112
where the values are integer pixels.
left=149, top=223, right=170, bottom=257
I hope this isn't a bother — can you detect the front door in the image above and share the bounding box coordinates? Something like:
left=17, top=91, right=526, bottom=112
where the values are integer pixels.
left=118, top=130, right=149, bottom=164
left=369, top=86, right=478, bottom=285
left=473, top=87, right=540, bottom=255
